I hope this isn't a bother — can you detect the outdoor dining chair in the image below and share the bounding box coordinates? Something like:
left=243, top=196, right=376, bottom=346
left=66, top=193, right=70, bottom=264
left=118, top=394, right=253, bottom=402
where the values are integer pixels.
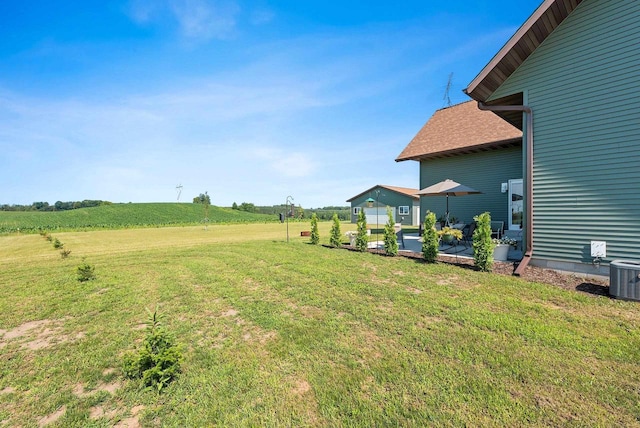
left=490, top=221, right=504, bottom=239
left=459, top=223, right=475, bottom=248
left=394, top=223, right=405, bottom=249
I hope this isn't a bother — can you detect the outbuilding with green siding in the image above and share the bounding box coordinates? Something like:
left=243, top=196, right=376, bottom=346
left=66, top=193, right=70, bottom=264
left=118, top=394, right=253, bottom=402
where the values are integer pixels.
left=347, top=185, right=420, bottom=226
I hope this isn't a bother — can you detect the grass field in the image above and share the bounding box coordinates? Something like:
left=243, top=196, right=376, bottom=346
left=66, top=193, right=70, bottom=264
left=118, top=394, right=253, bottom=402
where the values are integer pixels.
left=1, top=222, right=640, bottom=427
left=0, top=203, right=278, bottom=234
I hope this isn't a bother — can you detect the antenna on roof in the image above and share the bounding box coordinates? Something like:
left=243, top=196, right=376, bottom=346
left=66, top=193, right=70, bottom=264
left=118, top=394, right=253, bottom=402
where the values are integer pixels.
left=176, top=183, right=183, bottom=201
left=443, top=72, right=453, bottom=107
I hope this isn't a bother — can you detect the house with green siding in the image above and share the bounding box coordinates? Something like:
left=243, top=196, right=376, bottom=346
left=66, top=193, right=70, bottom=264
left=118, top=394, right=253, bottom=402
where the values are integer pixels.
left=396, top=100, right=522, bottom=231
left=347, top=185, right=420, bottom=226
left=460, top=0, right=639, bottom=276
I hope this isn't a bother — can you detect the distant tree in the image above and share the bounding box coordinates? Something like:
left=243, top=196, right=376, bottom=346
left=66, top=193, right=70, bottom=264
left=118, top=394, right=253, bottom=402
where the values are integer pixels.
left=310, top=213, right=319, bottom=245
left=193, top=193, right=211, bottom=205
left=329, top=214, right=342, bottom=248
left=422, top=211, right=439, bottom=263
left=383, top=206, right=398, bottom=256
left=239, top=202, right=256, bottom=213
left=232, top=202, right=238, bottom=210
left=355, top=209, right=368, bottom=252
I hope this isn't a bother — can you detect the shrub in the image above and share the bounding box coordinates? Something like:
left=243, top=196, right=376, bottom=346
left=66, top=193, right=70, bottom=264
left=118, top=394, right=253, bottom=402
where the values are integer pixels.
left=60, top=249, right=71, bottom=259
left=355, top=209, right=369, bottom=252
left=53, top=238, right=64, bottom=249
left=77, top=259, right=96, bottom=282
left=383, top=207, right=398, bottom=256
left=310, top=213, right=320, bottom=245
left=473, top=212, right=494, bottom=272
left=329, top=214, right=342, bottom=248
left=422, top=211, right=439, bottom=263
left=123, top=307, right=183, bottom=393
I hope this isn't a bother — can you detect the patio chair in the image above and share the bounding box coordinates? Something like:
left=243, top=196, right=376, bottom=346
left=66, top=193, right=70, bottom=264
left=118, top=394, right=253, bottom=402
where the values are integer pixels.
left=490, top=221, right=504, bottom=239
left=394, top=223, right=405, bottom=249
left=459, top=223, right=475, bottom=248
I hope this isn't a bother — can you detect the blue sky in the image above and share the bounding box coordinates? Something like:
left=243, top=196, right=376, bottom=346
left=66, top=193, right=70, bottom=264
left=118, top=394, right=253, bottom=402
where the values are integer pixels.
left=0, top=0, right=541, bottom=208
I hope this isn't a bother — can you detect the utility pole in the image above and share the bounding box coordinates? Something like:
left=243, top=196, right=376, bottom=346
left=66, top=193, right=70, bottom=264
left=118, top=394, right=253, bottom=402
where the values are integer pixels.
left=286, top=195, right=294, bottom=243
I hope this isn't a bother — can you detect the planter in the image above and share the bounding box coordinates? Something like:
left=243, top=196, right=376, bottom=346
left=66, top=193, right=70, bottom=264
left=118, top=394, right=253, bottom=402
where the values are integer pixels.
left=493, top=244, right=510, bottom=261
left=441, top=234, right=454, bottom=244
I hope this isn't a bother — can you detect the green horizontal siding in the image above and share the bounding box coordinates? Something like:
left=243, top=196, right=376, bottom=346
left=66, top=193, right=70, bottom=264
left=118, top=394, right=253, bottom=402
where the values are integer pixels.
left=490, top=0, right=640, bottom=265
left=419, top=146, right=522, bottom=225
left=349, top=188, right=417, bottom=226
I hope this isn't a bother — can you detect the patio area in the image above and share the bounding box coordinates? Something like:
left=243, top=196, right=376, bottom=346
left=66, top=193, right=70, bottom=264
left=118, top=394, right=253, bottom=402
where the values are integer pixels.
left=369, top=233, right=523, bottom=261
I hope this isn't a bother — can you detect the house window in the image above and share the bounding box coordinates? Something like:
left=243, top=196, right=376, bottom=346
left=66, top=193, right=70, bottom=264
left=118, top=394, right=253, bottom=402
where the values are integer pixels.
left=398, top=206, right=410, bottom=215
left=353, top=207, right=361, bottom=215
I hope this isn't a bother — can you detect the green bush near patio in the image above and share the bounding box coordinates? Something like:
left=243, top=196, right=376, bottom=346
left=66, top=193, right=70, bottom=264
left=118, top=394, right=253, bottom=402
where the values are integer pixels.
left=422, top=211, right=439, bottom=263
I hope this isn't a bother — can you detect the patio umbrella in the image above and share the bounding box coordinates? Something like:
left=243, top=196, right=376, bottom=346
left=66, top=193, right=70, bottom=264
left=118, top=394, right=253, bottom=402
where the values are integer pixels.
left=415, top=179, right=481, bottom=226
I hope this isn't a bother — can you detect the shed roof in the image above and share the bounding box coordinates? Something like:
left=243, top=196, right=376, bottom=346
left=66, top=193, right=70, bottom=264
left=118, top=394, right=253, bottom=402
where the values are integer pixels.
left=395, top=100, right=522, bottom=162
left=465, top=0, right=583, bottom=102
left=346, top=185, right=420, bottom=202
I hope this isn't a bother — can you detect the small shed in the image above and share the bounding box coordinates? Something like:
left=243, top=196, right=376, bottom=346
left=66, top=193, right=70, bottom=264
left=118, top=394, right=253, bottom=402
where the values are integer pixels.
left=346, top=185, right=420, bottom=226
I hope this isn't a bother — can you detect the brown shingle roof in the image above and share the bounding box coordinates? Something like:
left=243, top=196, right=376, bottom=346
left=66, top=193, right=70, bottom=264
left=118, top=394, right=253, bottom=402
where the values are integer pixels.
left=395, top=100, right=522, bottom=162
left=346, top=185, right=419, bottom=202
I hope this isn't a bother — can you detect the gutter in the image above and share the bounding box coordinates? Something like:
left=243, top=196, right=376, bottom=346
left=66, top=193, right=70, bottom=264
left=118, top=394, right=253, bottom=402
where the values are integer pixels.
left=477, top=102, right=533, bottom=276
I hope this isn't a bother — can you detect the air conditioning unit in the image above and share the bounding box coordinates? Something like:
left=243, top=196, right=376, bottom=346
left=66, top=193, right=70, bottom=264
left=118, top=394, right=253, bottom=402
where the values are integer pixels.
left=609, top=260, right=640, bottom=301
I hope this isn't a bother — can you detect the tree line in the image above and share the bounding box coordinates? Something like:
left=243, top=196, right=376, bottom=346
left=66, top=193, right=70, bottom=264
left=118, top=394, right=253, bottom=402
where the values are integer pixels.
left=0, top=200, right=111, bottom=212
left=231, top=202, right=349, bottom=221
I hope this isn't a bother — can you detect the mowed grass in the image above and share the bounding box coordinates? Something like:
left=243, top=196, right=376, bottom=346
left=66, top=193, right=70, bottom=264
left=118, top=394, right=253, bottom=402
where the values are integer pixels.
left=1, top=222, right=640, bottom=427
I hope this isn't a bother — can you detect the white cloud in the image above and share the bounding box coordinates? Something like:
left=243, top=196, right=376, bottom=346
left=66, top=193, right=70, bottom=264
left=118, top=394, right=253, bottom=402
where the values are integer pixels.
left=170, top=0, right=240, bottom=40
left=250, top=148, right=316, bottom=178
left=127, top=0, right=240, bottom=41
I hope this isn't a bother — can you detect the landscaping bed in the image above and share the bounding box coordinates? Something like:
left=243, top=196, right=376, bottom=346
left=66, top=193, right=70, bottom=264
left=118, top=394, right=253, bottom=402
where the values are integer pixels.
left=356, top=246, right=610, bottom=297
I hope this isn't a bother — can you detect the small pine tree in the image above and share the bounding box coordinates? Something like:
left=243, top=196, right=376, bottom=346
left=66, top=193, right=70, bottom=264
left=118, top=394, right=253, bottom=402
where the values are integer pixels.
left=355, top=209, right=369, bottom=252
left=123, top=307, right=183, bottom=393
left=329, top=213, right=342, bottom=248
left=473, top=212, right=494, bottom=272
left=422, top=211, right=439, bottom=263
left=77, top=259, right=96, bottom=282
left=383, top=206, right=398, bottom=256
left=310, top=213, right=320, bottom=245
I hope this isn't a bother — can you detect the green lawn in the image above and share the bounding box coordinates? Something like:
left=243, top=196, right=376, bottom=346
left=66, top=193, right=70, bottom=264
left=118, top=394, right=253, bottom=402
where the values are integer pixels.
left=1, top=223, right=639, bottom=427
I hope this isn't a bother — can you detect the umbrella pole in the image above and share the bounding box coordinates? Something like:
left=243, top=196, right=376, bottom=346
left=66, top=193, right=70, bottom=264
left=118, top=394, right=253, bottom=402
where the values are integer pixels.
left=445, top=194, right=450, bottom=227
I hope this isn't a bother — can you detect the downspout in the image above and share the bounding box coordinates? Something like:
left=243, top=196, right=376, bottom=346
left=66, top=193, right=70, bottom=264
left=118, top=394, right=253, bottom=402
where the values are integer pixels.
left=477, top=102, right=533, bottom=276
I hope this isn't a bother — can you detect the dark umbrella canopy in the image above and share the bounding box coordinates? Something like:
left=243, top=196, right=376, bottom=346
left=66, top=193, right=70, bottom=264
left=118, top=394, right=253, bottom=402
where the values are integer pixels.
left=415, top=179, right=481, bottom=225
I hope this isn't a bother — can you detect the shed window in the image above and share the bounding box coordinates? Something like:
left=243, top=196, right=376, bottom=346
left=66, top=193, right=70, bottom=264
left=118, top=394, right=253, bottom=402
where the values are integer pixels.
left=353, top=207, right=361, bottom=215
left=398, top=206, right=410, bottom=215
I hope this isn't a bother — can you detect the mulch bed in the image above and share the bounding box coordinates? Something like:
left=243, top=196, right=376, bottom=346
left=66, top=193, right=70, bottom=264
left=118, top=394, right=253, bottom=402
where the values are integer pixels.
left=344, top=245, right=610, bottom=298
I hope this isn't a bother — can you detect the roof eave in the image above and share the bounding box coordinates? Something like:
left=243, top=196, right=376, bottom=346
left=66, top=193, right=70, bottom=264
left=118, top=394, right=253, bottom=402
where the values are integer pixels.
left=396, top=137, right=522, bottom=163
left=465, top=0, right=582, bottom=102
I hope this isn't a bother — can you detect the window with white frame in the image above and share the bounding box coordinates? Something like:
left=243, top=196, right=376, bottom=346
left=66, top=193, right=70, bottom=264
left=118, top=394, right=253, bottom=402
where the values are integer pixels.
left=353, top=207, right=361, bottom=215
left=398, top=206, right=410, bottom=215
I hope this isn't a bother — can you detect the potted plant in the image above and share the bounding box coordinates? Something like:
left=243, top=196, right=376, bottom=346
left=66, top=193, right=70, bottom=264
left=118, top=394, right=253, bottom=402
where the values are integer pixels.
left=438, top=226, right=462, bottom=244
left=492, top=236, right=517, bottom=261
